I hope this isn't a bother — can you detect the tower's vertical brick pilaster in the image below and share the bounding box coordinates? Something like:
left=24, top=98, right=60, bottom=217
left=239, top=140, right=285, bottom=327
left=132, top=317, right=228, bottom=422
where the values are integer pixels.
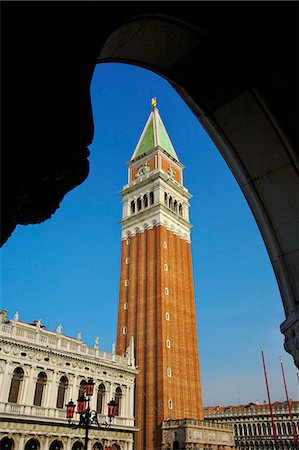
left=116, top=100, right=203, bottom=450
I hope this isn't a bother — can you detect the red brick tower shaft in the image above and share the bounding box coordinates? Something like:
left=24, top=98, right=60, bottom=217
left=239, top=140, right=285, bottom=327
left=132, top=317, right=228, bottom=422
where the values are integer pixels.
left=116, top=100, right=203, bottom=450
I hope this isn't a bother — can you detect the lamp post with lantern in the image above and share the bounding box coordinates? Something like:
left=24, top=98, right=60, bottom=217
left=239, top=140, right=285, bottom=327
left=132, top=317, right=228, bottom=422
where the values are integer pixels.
left=66, top=377, right=118, bottom=450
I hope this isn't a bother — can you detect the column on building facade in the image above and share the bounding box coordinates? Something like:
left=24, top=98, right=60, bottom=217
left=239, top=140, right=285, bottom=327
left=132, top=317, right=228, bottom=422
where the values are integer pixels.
left=18, top=434, right=25, bottom=450
left=26, top=366, right=38, bottom=409
left=89, top=382, right=97, bottom=412
left=21, top=365, right=32, bottom=407
left=0, top=361, right=11, bottom=402
left=64, top=372, right=72, bottom=409
left=120, top=385, right=126, bottom=417
left=109, top=383, right=114, bottom=412
left=66, top=437, right=72, bottom=450
left=44, top=435, right=49, bottom=450
left=47, top=370, right=58, bottom=410
left=103, top=382, right=109, bottom=416
left=66, top=373, right=75, bottom=407
left=43, top=370, right=53, bottom=408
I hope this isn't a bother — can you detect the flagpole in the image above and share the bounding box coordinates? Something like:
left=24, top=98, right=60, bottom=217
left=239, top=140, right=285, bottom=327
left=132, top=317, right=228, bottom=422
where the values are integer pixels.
left=260, top=345, right=278, bottom=449
left=279, top=356, right=298, bottom=444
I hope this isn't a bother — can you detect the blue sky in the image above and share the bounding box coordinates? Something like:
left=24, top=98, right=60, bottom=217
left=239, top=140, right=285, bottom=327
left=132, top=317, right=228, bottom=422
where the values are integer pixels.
left=1, top=63, right=298, bottom=405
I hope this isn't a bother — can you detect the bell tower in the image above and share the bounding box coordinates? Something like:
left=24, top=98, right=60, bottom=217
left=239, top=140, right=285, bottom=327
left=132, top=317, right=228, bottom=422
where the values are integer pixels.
left=116, top=99, right=203, bottom=450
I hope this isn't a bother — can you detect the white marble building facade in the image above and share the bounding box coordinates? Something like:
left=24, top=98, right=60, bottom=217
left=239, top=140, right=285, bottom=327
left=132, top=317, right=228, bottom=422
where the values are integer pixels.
left=0, top=310, right=137, bottom=450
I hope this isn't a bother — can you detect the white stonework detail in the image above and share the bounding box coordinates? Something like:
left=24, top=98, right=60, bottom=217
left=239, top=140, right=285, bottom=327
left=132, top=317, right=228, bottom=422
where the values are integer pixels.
left=0, top=312, right=137, bottom=450
left=161, top=419, right=235, bottom=450
left=120, top=161, right=192, bottom=242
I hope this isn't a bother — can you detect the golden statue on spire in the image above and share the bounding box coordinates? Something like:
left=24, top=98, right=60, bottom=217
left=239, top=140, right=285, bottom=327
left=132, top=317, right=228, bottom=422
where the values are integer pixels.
left=151, top=97, right=157, bottom=108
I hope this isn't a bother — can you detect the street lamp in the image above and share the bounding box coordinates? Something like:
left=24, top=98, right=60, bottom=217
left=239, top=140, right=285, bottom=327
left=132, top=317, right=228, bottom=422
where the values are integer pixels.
left=66, top=377, right=118, bottom=450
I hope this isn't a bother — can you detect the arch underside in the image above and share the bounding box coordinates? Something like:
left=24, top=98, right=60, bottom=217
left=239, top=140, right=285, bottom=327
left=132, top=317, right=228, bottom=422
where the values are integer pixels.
left=98, top=13, right=298, bottom=366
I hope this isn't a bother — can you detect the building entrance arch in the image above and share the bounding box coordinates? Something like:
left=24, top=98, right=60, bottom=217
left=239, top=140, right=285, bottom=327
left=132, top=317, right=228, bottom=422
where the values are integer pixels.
left=0, top=437, right=14, bottom=450
left=24, top=439, right=40, bottom=450
left=49, top=440, right=63, bottom=450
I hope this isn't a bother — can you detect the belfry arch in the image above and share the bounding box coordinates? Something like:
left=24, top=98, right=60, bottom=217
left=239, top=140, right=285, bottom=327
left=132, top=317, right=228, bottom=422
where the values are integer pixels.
left=2, top=3, right=298, bottom=365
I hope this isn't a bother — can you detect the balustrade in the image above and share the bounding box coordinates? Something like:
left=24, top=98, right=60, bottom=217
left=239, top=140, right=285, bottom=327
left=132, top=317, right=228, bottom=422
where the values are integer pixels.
left=0, top=400, right=134, bottom=427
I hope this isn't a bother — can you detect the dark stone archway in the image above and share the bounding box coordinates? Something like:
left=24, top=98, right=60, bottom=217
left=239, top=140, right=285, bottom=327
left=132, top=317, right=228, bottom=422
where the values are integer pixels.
left=1, top=2, right=298, bottom=365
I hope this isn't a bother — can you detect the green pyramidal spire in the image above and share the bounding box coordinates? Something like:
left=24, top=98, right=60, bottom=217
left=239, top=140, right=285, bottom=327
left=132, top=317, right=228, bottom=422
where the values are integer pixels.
left=131, top=98, right=179, bottom=161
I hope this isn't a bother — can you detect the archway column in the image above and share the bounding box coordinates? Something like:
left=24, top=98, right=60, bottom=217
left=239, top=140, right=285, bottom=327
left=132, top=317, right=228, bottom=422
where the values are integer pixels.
left=18, top=435, right=25, bottom=450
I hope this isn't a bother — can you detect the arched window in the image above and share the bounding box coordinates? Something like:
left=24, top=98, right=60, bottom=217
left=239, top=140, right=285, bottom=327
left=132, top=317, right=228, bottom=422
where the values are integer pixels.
left=49, top=441, right=63, bottom=450
left=169, top=196, right=173, bottom=210
left=234, top=424, right=238, bottom=436
left=248, top=424, right=252, bottom=436
left=143, top=194, right=148, bottom=208
left=257, top=423, right=262, bottom=435
left=33, top=372, right=47, bottom=406
left=179, top=204, right=183, bottom=216
left=164, top=192, right=168, bottom=205
left=243, top=424, right=248, bottom=435
left=282, top=422, right=287, bottom=435
left=174, top=200, right=178, bottom=213
left=0, top=437, right=14, bottom=450
left=93, top=444, right=103, bottom=450
left=71, top=442, right=83, bottom=450
left=287, top=422, right=292, bottom=435
left=276, top=423, right=281, bottom=435
left=97, top=384, right=105, bottom=414
left=130, top=200, right=135, bottom=214
left=267, top=423, right=271, bottom=435
left=111, top=445, right=120, bottom=450
left=137, top=197, right=142, bottom=211
left=262, top=423, right=267, bottom=435
left=25, top=439, right=40, bottom=450
left=78, top=380, right=87, bottom=399
left=56, top=376, right=68, bottom=409
left=149, top=191, right=154, bottom=205
left=115, top=387, right=122, bottom=416
left=173, top=442, right=180, bottom=449
left=8, top=367, right=24, bottom=403
left=239, top=424, right=243, bottom=436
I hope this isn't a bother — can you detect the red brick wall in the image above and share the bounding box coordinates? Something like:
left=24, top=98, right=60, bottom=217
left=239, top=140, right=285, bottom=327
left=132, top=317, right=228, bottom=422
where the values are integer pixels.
left=116, top=226, right=203, bottom=450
